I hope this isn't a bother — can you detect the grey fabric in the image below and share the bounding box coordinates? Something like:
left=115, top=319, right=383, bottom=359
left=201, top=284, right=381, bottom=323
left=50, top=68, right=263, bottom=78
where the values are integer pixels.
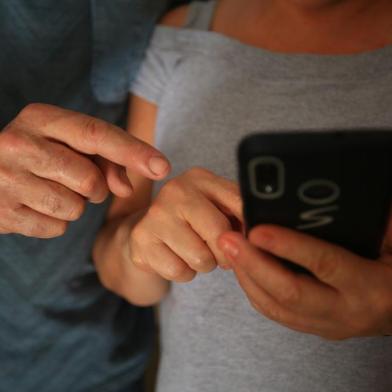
left=131, top=1, right=392, bottom=391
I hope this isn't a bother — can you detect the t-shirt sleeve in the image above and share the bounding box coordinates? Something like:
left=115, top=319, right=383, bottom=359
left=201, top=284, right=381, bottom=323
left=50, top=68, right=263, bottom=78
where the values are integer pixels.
left=130, top=27, right=184, bottom=105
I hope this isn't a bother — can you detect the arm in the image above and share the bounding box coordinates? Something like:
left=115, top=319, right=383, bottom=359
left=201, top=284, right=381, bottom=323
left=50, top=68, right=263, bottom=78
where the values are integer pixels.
left=93, top=97, right=243, bottom=306
left=93, top=5, right=244, bottom=306
left=93, top=95, right=170, bottom=306
left=92, top=5, right=192, bottom=306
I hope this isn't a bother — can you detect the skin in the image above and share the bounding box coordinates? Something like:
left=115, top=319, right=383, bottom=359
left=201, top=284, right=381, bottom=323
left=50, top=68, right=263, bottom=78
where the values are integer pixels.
left=218, top=223, right=392, bottom=340
left=214, top=0, right=392, bottom=54
left=95, top=0, right=392, bottom=338
left=215, top=0, right=392, bottom=339
left=0, top=103, right=170, bottom=238
left=94, top=96, right=242, bottom=306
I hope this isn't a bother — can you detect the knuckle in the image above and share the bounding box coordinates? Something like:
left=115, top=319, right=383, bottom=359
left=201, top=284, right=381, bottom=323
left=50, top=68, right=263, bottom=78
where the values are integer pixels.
left=185, top=166, right=213, bottom=179
left=345, top=313, right=374, bottom=336
left=277, top=284, right=301, bottom=307
left=0, top=129, right=30, bottom=155
left=131, top=254, right=147, bottom=270
left=130, top=228, right=143, bottom=245
left=166, top=262, right=191, bottom=281
left=79, top=172, right=102, bottom=196
left=131, top=255, right=155, bottom=275
left=265, top=307, right=285, bottom=323
left=314, top=260, right=338, bottom=281
left=312, top=249, right=339, bottom=280
left=26, top=220, right=68, bottom=238
left=53, top=221, right=68, bottom=237
left=83, top=118, right=107, bottom=147
left=127, top=139, right=147, bottom=159
left=49, top=149, right=72, bottom=175
left=41, top=193, right=62, bottom=215
left=163, top=177, right=182, bottom=193
left=17, top=103, right=46, bottom=121
left=0, top=165, right=14, bottom=189
left=0, top=132, right=48, bottom=173
left=159, top=178, right=186, bottom=199
left=210, top=215, right=231, bottom=238
left=146, top=203, right=165, bottom=220
left=67, top=199, right=86, bottom=221
left=130, top=223, right=148, bottom=245
left=256, top=302, right=283, bottom=322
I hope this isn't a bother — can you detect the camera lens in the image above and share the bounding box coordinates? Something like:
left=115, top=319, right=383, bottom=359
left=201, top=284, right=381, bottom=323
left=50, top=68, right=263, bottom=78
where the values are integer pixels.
left=256, top=163, right=279, bottom=194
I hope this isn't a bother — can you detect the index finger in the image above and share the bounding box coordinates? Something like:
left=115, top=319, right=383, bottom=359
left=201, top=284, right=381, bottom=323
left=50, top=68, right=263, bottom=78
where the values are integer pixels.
left=248, top=225, right=365, bottom=288
left=17, top=104, right=170, bottom=179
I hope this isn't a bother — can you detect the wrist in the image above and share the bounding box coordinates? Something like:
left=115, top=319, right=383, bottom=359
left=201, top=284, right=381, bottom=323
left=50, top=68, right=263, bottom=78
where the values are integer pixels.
left=111, top=211, right=170, bottom=305
left=93, top=211, right=144, bottom=295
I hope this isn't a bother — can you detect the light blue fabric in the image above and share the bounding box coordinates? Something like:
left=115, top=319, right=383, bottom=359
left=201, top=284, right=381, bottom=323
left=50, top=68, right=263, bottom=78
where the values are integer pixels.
left=0, top=1, right=169, bottom=391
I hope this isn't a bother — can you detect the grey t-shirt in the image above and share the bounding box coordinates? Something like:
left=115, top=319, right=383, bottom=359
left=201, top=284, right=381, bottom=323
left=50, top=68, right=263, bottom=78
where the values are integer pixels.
left=131, top=1, right=392, bottom=391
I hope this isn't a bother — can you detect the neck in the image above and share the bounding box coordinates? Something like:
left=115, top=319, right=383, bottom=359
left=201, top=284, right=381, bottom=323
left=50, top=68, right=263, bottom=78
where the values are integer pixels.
left=217, top=0, right=392, bottom=54
left=265, top=0, right=382, bottom=27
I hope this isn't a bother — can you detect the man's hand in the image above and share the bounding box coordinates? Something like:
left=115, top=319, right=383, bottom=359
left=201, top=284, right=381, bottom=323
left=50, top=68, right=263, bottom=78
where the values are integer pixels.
left=0, top=103, right=170, bottom=238
left=218, top=221, right=392, bottom=340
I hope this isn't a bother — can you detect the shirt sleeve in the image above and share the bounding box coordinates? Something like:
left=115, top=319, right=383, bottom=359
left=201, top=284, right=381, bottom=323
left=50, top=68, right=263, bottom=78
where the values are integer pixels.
left=130, top=26, right=184, bottom=105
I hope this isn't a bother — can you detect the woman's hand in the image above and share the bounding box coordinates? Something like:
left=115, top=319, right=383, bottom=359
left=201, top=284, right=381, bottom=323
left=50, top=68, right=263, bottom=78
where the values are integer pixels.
left=218, top=217, right=392, bottom=340
left=123, top=167, right=243, bottom=282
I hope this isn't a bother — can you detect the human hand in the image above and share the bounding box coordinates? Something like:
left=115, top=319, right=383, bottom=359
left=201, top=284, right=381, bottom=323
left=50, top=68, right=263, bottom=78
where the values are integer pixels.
left=218, top=218, right=392, bottom=340
left=122, top=168, right=243, bottom=282
left=0, top=103, right=170, bottom=238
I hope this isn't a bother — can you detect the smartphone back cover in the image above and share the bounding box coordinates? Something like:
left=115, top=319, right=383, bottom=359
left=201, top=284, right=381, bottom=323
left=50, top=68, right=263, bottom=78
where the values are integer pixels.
left=238, top=130, right=392, bottom=259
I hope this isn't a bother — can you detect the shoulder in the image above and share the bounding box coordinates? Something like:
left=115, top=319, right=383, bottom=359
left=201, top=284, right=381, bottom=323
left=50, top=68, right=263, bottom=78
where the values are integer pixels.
left=159, top=5, right=189, bottom=27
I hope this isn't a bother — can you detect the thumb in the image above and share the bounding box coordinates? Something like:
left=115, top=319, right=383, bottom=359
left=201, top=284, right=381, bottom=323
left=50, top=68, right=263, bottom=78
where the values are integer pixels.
left=95, top=158, right=133, bottom=198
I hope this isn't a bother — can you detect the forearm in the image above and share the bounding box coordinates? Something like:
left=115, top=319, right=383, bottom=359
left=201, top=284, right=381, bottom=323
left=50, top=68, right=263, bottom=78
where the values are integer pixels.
left=93, top=212, right=169, bottom=306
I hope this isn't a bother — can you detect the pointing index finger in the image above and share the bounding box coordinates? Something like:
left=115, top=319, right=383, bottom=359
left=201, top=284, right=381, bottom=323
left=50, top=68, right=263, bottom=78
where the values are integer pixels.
left=23, top=104, right=170, bottom=179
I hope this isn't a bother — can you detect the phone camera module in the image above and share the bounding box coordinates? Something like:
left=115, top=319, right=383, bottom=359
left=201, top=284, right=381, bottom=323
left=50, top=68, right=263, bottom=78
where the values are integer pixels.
left=248, top=157, right=285, bottom=200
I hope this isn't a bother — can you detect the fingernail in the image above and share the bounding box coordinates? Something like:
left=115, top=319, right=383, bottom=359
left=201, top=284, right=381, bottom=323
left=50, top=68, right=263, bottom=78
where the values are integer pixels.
left=221, top=239, right=239, bottom=260
left=149, top=156, right=169, bottom=176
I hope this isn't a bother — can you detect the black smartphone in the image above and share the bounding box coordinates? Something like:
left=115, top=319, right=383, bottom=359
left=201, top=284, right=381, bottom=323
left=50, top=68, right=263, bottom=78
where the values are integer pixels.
left=238, top=130, right=392, bottom=272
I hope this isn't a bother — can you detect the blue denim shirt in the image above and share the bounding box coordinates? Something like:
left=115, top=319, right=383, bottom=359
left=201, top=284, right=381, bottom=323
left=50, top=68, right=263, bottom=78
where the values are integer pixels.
left=0, top=1, right=170, bottom=391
